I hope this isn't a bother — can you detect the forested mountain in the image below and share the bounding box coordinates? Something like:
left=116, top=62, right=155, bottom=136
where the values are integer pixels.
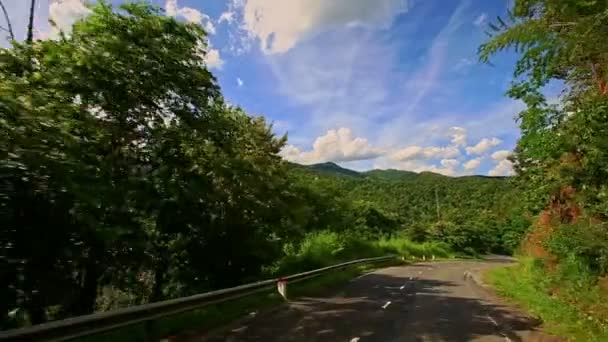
left=288, top=163, right=527, bottom=254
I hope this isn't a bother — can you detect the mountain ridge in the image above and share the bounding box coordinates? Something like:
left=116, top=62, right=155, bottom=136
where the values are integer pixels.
left=294, top=161, right=508, bottom=180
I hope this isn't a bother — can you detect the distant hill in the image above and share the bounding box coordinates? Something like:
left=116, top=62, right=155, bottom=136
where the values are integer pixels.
left=291, top=162, right=447, bottom=180
left=299, top=162, right=363, bottom=178
left=289, top=161, right=509, bottom=181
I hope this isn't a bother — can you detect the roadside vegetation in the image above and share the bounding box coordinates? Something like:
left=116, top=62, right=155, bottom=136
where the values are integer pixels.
left=486, top=259, right=608, bottom=341
left=479, top=0, right=608, bottom=339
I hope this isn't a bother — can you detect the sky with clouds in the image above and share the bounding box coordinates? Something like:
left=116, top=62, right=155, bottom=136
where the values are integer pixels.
left=2, top=0, right=530, bottom=176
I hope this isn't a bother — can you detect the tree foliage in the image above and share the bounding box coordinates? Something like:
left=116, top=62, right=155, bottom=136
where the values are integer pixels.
left=1, top=1, right=292, bottom=328
left=480, top=0, right=608, bottom=276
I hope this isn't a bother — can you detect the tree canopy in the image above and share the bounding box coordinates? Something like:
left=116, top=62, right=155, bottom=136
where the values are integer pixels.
left=480, top=0, right=608, bottom=275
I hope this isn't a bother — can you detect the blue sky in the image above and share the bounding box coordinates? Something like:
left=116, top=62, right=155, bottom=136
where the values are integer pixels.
left=2, top=0, right=528, bottom=176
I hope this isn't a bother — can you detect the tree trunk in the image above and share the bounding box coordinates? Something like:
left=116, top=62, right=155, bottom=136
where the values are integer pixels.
left=26, top=0, right=35, bottom=43
left=72, top=258, right=101, bottom=316
left=0, top=0, right=15, bottom=41
left=150, top=262, right=166, bottom=302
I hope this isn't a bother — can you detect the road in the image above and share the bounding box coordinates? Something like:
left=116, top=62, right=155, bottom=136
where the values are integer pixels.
left=184, top=258, right=563, bottom=342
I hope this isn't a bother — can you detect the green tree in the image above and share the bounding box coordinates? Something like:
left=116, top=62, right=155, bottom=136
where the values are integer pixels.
left=480, top=0, right=608, bottom=274
left=1, top=1, right=291, bottom=327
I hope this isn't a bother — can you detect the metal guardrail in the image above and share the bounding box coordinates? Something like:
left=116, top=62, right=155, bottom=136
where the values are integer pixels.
left=0, top=255, right=396, bottom=342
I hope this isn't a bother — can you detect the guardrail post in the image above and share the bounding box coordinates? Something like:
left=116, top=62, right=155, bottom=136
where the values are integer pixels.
left=277, top=277, right=287, bottom=300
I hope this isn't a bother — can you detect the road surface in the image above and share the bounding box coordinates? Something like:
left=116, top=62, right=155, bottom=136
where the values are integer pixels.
left=183, top=258, right=562, bottom=342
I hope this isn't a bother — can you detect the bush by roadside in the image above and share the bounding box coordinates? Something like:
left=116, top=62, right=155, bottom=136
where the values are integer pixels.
left=485, top=258, right=608, bottom=342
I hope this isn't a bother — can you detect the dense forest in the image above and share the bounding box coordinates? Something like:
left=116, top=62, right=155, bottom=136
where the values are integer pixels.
left=291, top=162, right=527, bottom=254
left=2, top=0, right=608, bottom=334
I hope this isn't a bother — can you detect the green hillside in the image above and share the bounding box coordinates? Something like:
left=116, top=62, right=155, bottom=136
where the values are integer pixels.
left=288, top=162, right=526, bottom=254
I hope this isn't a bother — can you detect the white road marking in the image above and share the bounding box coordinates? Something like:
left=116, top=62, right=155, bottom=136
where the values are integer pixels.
left=350, top=338, right=360, bottom=342
left=399, top=284, right=406, bottom=290
left=350, top=272, right=372, bottom=282
left=486, top=315, right=512, bottom=342
left=486, top=315, right=498, bottom=326
left=382, top=301, right=392, bottom=309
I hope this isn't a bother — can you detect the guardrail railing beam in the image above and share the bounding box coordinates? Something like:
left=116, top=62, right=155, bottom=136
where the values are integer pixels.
left=0, top=255, right=395, bottom=342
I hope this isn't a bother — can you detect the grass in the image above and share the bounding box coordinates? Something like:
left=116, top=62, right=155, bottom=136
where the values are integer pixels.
left=78, top=232, right=451, bottom=341
left=484, top=258, right=608, bottom=341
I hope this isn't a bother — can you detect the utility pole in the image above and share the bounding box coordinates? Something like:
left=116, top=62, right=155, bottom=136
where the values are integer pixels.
left=26, top=0, right=36, bottom=43
left=435, top=187, right=440, bottom=221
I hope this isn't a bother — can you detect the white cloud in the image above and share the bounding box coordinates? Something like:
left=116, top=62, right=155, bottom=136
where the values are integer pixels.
left=391, top=145, right=460, bottom=161
left=399, top=0, right=469, bottom=116
left=237, top=77, right=244, bottom=87
left=49, top=0, right=91, bottom=36
left=453, top=57, right=475, bottom=71
left=204, top=47, right=224, bottom=69
left=280, top=128, right=384, bottom=164
left=165, top=0, right=215, bottom=34
left=441, top=158, right=459, bottom=169
left=448, top=126, right=467, bottom=147
left=473, top=13, right=487, bottom=27
left=463, top=158, right=481, bottom=170
left=489, top=159, right=514, bottom=176
left=465, top=137, right=502, bottom=155
left=218, top=11, right=235, bottom=24
left=232, top=0, right=412, bottom=54
left=491, top=150, right=512, bottom=161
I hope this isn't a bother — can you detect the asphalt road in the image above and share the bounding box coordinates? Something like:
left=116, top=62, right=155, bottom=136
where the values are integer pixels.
left=186, top=258, right=563, bottom=342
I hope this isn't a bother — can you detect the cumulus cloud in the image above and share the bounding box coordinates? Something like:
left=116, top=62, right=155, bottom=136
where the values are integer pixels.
left=49, top=0, right=91, bottom=36
left=441, top=159, right=459, bottom=169
left=465, top=137, right=502, bottom=155
left=165, top=0, right=215, bottom=34
left=204, top=47, right=224, bottom=69
left=280, top=128, right=384, bottom=164
left=229, top=0, right=412, bottom=54
left=448, top=126, right=467, bottom=147
left=489, top=159, right=514, bottom=176
left=463, top=158, right=481, bottom=170
left=491, top=150, right=512, bottom=161
left=391, top=145, right=460, bottom=161
left=218, top=11, right=235, bottom=24
left=237, top=77, right=244, bottom=87
left=473, top=13, right=487, bottom=27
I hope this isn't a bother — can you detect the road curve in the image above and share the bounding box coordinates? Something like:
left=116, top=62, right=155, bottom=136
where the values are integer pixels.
left=183, top=258, right=563, bottom=342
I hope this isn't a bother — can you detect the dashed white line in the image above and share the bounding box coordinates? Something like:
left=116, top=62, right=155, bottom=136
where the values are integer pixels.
left=486, top=315, right=498, bottom=326
left=350, top=272, right=372, bottom=282
left=382, top=301, right=392, bottom=309
left=486, top=315, right=512, bottom=342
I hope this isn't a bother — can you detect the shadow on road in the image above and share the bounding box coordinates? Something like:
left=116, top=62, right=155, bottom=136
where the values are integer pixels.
left=187, top=268, right=545, bottom=342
